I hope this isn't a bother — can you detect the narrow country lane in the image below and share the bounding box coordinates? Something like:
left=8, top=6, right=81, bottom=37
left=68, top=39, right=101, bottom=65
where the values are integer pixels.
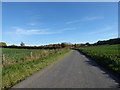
left=12, top=50, right=120, bottom=88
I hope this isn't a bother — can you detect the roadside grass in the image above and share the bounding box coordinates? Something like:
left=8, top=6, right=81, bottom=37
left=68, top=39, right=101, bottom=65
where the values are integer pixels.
left=2, top=49, right=71, bottom=89
left=2, top=48, right=62, bottom=66
left=77, top=44, right=120, bottom=77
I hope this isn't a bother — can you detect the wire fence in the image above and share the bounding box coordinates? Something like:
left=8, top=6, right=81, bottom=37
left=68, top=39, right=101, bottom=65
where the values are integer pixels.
left=2, top=49, right=65, bottom=67
left=2, top=48, right=69, bottom=89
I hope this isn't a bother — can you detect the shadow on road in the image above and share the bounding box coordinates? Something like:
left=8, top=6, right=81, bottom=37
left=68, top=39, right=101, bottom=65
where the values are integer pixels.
left=75, top=49, right=120, bottom=88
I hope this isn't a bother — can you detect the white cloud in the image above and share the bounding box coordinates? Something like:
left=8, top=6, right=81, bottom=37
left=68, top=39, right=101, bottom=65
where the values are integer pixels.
left=28, top=23, right=37, bottom=26
left=82, top=16, right=104, bottom=21
left=65, top=20, right=80, bottom=24
left=27, top=22, right=43, bottom=26
left=88, top=26, right=113, bottom=35
left=65, top=16, right=104, bottom=24
left=15, top=27, right=55, bottom=35
left=103, top=32, right=118, bottom=37
left=86, top=26, right=116, bottom=35
left=14, top=27, right=76, bottom=35
left=59, top=28, right=76, bottom=32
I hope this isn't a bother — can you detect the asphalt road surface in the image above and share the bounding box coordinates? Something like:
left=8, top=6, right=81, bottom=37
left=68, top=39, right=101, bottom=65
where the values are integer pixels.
left=12, top=50, right=120, bottom=88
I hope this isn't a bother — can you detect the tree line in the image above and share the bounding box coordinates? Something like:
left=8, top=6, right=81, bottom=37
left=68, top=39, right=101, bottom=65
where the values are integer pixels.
left=0, top=38, right=120, bottom=49
left=94, top=38, right=120, bottom=45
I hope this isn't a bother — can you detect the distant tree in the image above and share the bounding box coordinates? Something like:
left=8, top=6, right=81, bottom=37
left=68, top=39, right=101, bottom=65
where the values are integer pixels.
left=58, top=43, right=61, bottom=47
left=0, top=42, right=7, bottom=46
left=20, top=42, right=25, bottom=46
left=48, top=44, right=53, bottom=47
left=61, top=43, right=67, bottom=48
left=53, top=44, right=57, bottom=47
left=74, top=44, right=76, bottom=47
left=10, top=44, right=17, bottom=47
left=74, top=44, right=80, bottom=48
left=85, top=42, right=90, bottom=46
left=95, top=38, right=120, bottom=45
left=61, top=42, right=72, bottom=48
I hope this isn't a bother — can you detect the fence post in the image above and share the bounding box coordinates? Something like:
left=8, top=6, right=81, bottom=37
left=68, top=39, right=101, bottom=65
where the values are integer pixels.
left=30, top=52, right=32, bottom=59
left=2, top=54, right=5, bottom=67
left=2, top=54, right=13, bottom=86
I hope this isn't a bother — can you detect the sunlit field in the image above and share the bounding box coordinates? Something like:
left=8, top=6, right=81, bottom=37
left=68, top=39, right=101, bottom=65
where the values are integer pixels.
left=78, top=44, right=120, bottom=75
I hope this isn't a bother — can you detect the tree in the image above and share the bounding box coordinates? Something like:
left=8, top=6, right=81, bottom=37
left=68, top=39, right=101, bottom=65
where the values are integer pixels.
left=74, top=44, right=80, bottom=48
left=20, top=42, right=25, bottom=46
left=61, top=43, right=67, bottom=48
left=10, top=44, right=17, bottom=47
left=0, top=42, right=7, bottom=46
left=85, top=42, right=90, bottom=46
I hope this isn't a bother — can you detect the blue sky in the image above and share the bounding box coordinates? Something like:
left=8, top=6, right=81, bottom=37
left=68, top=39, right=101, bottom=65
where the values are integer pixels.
left=2, top=2, right=118, bottom=46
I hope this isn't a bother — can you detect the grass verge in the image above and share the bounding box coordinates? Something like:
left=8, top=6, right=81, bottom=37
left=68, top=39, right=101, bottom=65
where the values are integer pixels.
left=76, top=44, right=120, bottom=79
left=2, top=49, right=71, bottom=89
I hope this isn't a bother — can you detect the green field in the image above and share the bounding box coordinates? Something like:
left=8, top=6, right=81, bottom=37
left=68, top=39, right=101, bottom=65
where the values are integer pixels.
left=2, top=48, right=64, bottom=66
left=1, top=48, right=71, bottom=89
left=77, top=44, right=120, bottom=75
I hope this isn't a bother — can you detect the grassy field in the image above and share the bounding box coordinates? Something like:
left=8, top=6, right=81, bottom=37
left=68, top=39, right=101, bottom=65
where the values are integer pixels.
left=2, top=48, right=65, bottom=66
left=1, top=48, right=71, bottom=89
left=77, top=44, right=120, bottom=76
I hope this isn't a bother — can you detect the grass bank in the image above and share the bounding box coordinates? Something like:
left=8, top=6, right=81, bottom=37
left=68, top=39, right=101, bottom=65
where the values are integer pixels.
left=2, top=48, right=71, bottom=89
left=2, top=48, right=64, bottom=66
left=77, top=44, right=120, bottom=78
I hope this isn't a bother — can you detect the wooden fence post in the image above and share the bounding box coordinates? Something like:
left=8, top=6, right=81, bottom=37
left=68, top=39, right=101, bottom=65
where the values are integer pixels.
left=2, top=54, right=5, bottom=67
left=30, top=52, right=32, bottom=58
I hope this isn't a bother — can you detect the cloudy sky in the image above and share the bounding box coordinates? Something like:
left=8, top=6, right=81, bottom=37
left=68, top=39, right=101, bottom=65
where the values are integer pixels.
left=2, top=2, right=118, bottom=46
